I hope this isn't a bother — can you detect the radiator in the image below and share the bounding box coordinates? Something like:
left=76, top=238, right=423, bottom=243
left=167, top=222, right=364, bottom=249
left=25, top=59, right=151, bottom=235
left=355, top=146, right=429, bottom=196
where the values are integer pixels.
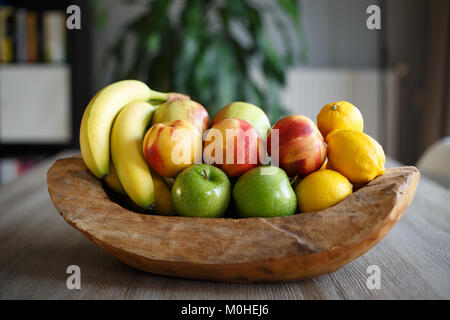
left=282, top=68, right=399, bottom=151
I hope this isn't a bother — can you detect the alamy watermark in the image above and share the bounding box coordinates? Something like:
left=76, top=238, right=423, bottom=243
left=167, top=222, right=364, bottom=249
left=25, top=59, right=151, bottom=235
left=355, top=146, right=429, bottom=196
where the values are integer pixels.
left=366, top=5, right=381, bottom=30
left=366, top=265, right=381, bottom=290
left=66, top=265, right=81, bottom=290
left=66, top=5, right=81, bottom=30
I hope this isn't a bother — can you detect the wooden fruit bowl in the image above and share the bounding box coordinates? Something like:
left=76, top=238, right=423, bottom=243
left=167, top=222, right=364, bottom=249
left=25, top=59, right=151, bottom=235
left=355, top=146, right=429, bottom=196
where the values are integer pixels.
left=47, top=156, right=419, bottom=283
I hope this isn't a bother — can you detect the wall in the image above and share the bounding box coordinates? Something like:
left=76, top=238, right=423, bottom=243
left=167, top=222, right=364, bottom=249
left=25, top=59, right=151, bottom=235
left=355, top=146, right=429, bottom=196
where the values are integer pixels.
left=385, top=0, right=429, bottom=164
left=300, top=0, right=380, bottom=68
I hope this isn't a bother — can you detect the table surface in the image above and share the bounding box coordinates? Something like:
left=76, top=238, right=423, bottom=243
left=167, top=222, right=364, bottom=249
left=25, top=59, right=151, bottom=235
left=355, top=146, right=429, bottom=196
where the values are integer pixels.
left=1, top=151, right=449, bottom=300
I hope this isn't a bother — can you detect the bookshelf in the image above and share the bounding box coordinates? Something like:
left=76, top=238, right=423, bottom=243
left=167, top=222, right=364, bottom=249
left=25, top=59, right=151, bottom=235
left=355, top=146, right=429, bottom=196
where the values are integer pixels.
left=0, top=0, right=91, bottom=183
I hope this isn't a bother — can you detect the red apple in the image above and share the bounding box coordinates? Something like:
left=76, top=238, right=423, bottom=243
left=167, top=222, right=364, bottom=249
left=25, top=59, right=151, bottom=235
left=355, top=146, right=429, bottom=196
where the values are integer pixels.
left=203, top=118, right=262, bottom=178
left=267, top=115, right=327, bottom=177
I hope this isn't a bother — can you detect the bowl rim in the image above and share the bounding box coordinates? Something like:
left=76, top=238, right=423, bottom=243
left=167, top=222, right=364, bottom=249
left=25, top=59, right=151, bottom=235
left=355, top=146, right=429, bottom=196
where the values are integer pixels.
left=47, top=156, right=420, bottom=282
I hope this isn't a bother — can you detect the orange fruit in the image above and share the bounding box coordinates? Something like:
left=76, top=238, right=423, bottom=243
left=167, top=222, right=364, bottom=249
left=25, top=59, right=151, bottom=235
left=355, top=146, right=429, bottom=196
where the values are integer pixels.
left=317, top=101, right=364, bottom=139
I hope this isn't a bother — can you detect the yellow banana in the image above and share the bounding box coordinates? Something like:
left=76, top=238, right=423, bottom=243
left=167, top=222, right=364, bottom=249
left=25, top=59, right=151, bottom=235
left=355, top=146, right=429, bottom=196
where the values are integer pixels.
left=80, top=80, right=170, bottom=178
left=79, top=90, right=102, bottom=175
left=104, top=161, right=126, bottom=195
left=106, top=145, right=175, bottom=213
left=150, top=169, right=176, bottom=216
left=110, top=101, right=157, bottom=208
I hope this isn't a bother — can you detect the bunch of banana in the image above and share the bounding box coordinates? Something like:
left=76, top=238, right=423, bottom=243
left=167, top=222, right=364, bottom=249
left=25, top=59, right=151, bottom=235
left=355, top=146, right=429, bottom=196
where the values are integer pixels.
left=80, top=80, right=184, bottom=214
left=104, top=161, right=126, bottom=196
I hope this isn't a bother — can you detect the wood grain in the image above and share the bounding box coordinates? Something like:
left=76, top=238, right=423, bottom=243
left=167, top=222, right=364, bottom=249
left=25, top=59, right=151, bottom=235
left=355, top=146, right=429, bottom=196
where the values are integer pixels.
left=0, top=152, right=449, bottom=299
left=47, top=156, right=419, bottom=282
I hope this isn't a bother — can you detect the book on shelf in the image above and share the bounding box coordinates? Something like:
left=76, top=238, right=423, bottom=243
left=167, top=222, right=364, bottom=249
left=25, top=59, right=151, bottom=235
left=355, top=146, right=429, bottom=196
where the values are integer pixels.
left=0, top=5, right=14, bottom=63
left=26, top=10, right=38, bottom=62
left=0, top=5, right=66, bottom=64
left=43, top=11, right=66, bottom=63
left=15, top=8, right=27, bottom=62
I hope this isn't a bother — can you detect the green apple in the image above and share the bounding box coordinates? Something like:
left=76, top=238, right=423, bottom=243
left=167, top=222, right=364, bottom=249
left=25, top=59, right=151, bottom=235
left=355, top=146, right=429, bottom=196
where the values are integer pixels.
left=172, top=164, right=231, bottom=218
left=212, top=102, right=271, bottom=139
left=233, top=166, right=297, bottom=218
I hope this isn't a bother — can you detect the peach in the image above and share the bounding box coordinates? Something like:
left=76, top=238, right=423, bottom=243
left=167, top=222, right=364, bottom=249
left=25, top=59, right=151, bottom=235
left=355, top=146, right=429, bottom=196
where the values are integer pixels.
left=143, top=120, right=202, bottom=178
left=151, top=99, right=210, bottom=134
left=267, top=115, right=326, bottom=177
left=203, top=118, right=262, bottom=178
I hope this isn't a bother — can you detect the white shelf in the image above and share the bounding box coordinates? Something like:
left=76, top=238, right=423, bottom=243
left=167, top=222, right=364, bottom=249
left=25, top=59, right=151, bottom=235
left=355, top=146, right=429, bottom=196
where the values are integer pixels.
left=0, top=64, right=71, bottom=143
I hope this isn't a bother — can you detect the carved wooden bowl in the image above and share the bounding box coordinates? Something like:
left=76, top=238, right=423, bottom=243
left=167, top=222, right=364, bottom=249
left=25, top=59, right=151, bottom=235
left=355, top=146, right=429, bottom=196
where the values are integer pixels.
left=47, top=157, right=419, bottom=282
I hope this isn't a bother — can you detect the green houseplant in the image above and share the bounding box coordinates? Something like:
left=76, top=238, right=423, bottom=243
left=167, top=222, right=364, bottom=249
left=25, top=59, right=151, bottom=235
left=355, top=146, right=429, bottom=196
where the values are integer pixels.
left=103, top=0, right=306, bottom=122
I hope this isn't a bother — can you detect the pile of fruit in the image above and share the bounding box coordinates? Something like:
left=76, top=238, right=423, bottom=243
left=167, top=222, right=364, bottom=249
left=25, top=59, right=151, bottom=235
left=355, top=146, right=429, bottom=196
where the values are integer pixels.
left=80, top=80, right=386, bottom=218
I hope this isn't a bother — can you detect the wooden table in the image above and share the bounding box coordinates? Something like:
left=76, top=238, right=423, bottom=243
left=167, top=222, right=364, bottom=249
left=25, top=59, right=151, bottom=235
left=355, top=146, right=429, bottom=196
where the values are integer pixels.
left=1, top=152, right=449, bottom=299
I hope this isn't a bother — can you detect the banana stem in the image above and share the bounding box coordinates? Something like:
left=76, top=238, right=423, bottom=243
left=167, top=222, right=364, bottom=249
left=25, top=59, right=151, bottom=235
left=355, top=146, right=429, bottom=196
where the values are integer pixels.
left=148, top=90, right=170, bottom=101
left=148, top=90, right=190, bottom=102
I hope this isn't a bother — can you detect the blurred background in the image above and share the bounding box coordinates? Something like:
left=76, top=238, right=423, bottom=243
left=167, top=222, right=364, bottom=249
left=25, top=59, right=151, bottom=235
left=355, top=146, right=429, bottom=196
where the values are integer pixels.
left=0, top=0, right=449, bottom=186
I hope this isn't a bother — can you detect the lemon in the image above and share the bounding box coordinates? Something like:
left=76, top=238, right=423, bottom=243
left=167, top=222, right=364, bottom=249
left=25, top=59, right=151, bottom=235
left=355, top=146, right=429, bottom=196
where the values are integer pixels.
left=326, top=129, right=385, bottom=183
left=317, top=101, right=364, bottom=138
left=295, top=169, right=352, bottom=212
